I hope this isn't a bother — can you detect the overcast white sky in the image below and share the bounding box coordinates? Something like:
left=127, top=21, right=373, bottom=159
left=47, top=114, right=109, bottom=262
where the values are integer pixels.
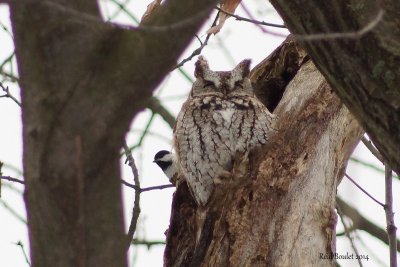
left=0, top=1, right=398, bottom=266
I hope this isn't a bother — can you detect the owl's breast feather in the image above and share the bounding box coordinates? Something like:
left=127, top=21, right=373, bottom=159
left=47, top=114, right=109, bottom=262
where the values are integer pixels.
left=216, top=108, right=235, bottom=124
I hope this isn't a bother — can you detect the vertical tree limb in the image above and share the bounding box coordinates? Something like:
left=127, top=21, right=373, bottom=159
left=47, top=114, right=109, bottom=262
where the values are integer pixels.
left=385, top=164, right=397, bottom=267
left=123, top=141, right=141, bottom=250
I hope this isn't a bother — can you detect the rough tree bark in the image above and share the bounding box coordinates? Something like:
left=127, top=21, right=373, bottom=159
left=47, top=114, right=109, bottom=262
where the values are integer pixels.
left=164, top=38, right=364, bottom=266
left=269, top=0, right=400, bottom=174
left=9, top=0, right=217, bottom=266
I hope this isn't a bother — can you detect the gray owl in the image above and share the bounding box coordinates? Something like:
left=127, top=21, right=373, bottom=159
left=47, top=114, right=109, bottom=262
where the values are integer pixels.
left=173, top=56, right=275, bottom=206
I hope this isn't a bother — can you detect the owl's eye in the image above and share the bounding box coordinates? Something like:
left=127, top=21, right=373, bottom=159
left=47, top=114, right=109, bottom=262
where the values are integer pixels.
left=203, top=81, right=214, bottom=88
left=235, top=80, right=243, bottom=88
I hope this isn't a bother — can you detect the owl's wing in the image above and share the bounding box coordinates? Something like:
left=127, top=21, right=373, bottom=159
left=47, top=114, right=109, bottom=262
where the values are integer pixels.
left=174, top=97, right=233, bottom=206
left=231, top=95, right=277, bottom=153
left=174, top=99, right=213, bottom=206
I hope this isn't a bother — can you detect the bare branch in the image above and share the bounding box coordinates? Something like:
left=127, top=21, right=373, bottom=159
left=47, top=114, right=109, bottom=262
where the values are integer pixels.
left=174, top=11, right=220, bottom=69
left=132, top=238, right=166, bottom=248
left=0, top=19, right=13, bottom=38
left=123, top=140, right=141, bottom=250
left=215, top=7, right=286, bottom=29
left=121, top=136, right=174, bottom=251
left=14, top=241, right=31, bottom=266
left=0, top=81, right=21, bottom=106
left=384, top=164, right=397, bottom=267
left=336, top=204, right=364, bottom=267
left=361, top=136, right=384, bottom=162
left=239, top=3, right=286, bottom=37
left=344, top=173, right=385, bottom=207
left=121, top=114, right=155, bottom=156
left=121, top=179, right=139, bottom=190
left=0, top=69, right=19, bottom=82
left=0, top=51, right=15, bottom=70
left=0, top=199, right=27, bottom=224
left=350, top=157, right=400, bottom=180
left=140, top=184, right=175, bottom=192
left=121, top=179, right=174, bottom=192
left=108, top=0, right=139, bottom=23
left=0, top=172, right=175, bottom=193
left=0, top=175, right=25, bottom=184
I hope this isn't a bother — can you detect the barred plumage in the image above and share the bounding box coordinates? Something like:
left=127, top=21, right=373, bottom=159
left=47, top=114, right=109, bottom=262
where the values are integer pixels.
left=173, top=57, right=275, bottom=206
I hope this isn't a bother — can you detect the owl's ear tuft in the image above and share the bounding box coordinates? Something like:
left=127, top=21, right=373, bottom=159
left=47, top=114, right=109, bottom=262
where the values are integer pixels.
left=234, top=59, right=251, bottom=78
left=195, top=56, right=210, bottom=78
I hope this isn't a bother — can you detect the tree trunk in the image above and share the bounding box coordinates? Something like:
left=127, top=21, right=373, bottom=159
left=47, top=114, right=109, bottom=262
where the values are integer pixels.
left=270, top=0, right=400, bottom=175
left=164, top=38, right=364, bottom=266
left=9, top=0, right=217, bottom=266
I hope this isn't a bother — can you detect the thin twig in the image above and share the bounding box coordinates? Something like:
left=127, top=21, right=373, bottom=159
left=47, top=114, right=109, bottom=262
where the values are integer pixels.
left=121, top=179, right=140, bottom=193
left=336, top=204, right=364, bottom=267
left=122, top=113, right=155, bottom=157
left=141, top=184, right=175, bottom=192
left=384, top=163, right=397, bottom=267
left=174, top=11, right=220, bottom=69
left=1, top=199, right=27, bottom=224
left=121, top=179, right=174, bottom=192
left=2, top=182, right=23, bottom=194
left=344, top=173, right=384, bottom=207
left=132, top=238, right=166, bottom=248
left=294, top=9, right=384, bottom=41
left=239, top=3, right=268, bottom=34
left=0, top=20, right=13, bottom=38
left=0, top=69, right=19, bottom=82
left=0, top=82, right=21, bottom=106
left=0, top=176, right=25, bottom=184
left=361, top=136, right=384, bottom=162
left=108, top=0, right=139, bottom=23
left=0, top=51, right=15, bottom=70
left=216, top=7, right=286, bottom=29
left=123, top=140, right=141, bottom=250
left=14, top=241, right=31, bottom=266
left=176, top=68, right=194, bottom=83
left=135, top=113, right=155, bottom=147
left=121, top=179, right=139, bottom=190
left=350, top=157, right=399, bottom=180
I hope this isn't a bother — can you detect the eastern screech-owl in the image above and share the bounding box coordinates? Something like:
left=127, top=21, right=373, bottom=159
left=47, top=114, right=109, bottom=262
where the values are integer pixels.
left=173, top=56, right=275, bottom=206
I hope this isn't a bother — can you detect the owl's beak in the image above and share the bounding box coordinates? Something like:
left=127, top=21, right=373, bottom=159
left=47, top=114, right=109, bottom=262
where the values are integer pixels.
left=221, top=84, right=230, bottom=95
